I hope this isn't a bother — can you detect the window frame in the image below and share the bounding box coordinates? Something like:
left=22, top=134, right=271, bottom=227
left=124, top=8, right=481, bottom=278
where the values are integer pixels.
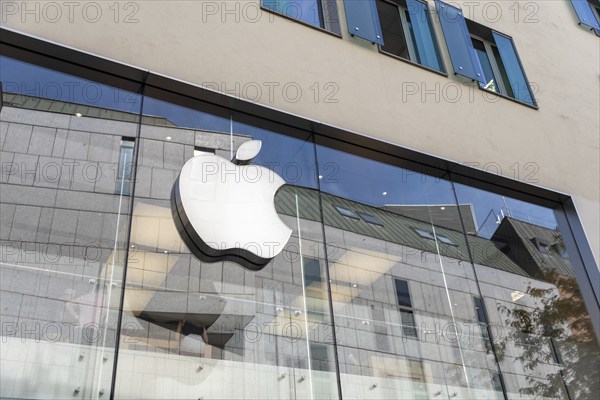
left=260, top=0, right=343, bottom=38
left=394, top=278, right=418, bottom=338
left=470, top=34, right=511, bottom=96
left=377, top=0, right=447, bottom=76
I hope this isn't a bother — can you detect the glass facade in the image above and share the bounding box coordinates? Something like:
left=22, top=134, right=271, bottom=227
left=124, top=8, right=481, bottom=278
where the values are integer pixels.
left=1, top=51, right=599, bottom=400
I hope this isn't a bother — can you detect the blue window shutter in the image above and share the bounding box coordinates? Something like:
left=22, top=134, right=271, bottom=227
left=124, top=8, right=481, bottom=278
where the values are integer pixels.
left=434, top=0, right=484, bottom=83
left=492, top=32, right=536, bottom=106
left=570, top=0, right=600, bottom=30
left=343, top=0, right=384, bottom=45
left=406, top=0, right=444, bottom=72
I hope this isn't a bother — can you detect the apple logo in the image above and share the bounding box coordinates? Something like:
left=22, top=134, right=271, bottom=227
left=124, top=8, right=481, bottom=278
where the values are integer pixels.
left=171, top=140, right=292, bottom=270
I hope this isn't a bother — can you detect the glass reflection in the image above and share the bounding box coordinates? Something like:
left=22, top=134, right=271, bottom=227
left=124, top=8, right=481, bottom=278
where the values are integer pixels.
left=113, top=98, right=339, bottom=399
left=1, top=51, right=597, bottom=400
left=454, top=183, right=600, bottom=399
left=315, top=145, right=505, bottom=399
left=0, top=55, right=140, bottom=398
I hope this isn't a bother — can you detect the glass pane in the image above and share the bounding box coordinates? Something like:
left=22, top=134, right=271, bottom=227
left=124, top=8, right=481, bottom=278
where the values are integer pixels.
left=343, top=0, right=385, bottom=45
left=0, top=55, right=141, bottom=398
left=434, top=0, right=484, bottom=83
left=491, top=45, right=516, bottom=99
left=112, top=94, right=339, bottom=399
left=471, top=38, right=499, bottom=93
left=454, top=182, right=600, bottom=399
left=262, top=0, right=323, bottom=28
left=315, top=144, right=504, bottom=399
left=406, top=0, right=445, bottom=71
left=492, top=32, right=535, bottom=106
left=376, top=0, right=410, bottom=59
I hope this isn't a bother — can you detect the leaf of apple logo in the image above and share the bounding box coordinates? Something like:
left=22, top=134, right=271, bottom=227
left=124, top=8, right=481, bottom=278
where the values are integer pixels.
left=171, top=140, right=293, bottom=270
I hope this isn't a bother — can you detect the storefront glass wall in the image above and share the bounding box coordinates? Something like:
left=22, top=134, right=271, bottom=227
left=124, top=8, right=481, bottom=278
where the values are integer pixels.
left=1, top=53, right=598, bottom=400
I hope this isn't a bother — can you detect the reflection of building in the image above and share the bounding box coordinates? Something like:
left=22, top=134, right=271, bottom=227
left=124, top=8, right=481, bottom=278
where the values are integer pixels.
left=383, top=204, right=478, bottom=235
left=492, top=218, right=573, bottom=278
left=2, top=99, right=597, bottom=400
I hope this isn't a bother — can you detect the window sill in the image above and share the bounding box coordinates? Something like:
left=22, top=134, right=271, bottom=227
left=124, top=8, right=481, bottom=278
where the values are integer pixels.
left=378, top=47, right=448, bottom=78
left=260, top=6, right=342, bottom=39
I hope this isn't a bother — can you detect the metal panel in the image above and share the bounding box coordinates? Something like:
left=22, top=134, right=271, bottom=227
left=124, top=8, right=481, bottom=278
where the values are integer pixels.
left=434, top=0, right=484, bottom=83
left=570, top=0, right=600, bottom=30
left=343, top=0, right=385, bottom=45
left=492, top=32, right=536, bottom=106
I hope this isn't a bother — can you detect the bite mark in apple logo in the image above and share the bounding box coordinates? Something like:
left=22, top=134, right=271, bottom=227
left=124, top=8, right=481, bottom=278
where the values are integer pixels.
left=171, top=140, right=292, bottom=270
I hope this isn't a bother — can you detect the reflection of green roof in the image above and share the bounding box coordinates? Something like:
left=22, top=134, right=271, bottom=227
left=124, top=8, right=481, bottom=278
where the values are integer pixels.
left=275, top=185, right=528, bottom=277
left=496, top=218, right=575, bottom=277
left=2, top=93, right=176, bottom=127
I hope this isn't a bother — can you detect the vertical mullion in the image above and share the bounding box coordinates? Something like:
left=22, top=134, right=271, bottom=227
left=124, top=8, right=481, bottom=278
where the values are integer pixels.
left=484, top=41, right=508, bottom=95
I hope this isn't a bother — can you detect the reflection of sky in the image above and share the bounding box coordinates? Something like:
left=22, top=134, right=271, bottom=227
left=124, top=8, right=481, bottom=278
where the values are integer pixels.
left=2, top=55, right=557, bottom=237
left=0, top=56, right=142, bottom=114
left=316, top=146, right=456, bottom=207
left=143, top=97, right=229, bottom=132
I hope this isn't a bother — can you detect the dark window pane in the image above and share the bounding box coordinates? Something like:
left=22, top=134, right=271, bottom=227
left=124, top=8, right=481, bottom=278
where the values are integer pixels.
left=194, top=146, right=216, bottom=155
left=377, top=0, right=409, bottom=59
left=400, top=310, right=417, bottom=337
left=303, top=258, right=322, bottom=287
left=474, top=296, right=486, bottom=322
left=395, top=279, right=412, bottom=308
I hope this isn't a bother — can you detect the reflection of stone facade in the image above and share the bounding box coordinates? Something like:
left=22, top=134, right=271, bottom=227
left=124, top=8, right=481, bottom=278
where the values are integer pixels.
left=1, top=102, right=597, bottom=400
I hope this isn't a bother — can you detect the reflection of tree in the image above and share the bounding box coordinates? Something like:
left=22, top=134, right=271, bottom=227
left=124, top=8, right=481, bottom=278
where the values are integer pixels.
left=496, top=271, right=600, bottom=399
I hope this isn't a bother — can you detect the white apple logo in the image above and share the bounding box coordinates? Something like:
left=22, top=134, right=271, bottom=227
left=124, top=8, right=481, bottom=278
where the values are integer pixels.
left=172, top=140, right=292, bottom=270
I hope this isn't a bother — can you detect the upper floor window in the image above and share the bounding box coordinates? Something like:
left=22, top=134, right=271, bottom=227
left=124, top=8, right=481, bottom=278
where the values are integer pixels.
left=435, top=0, right=537, bottom=107
left=375, top=0, right=445, bottom=72
left=262, top=0, right=341, bottom=34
